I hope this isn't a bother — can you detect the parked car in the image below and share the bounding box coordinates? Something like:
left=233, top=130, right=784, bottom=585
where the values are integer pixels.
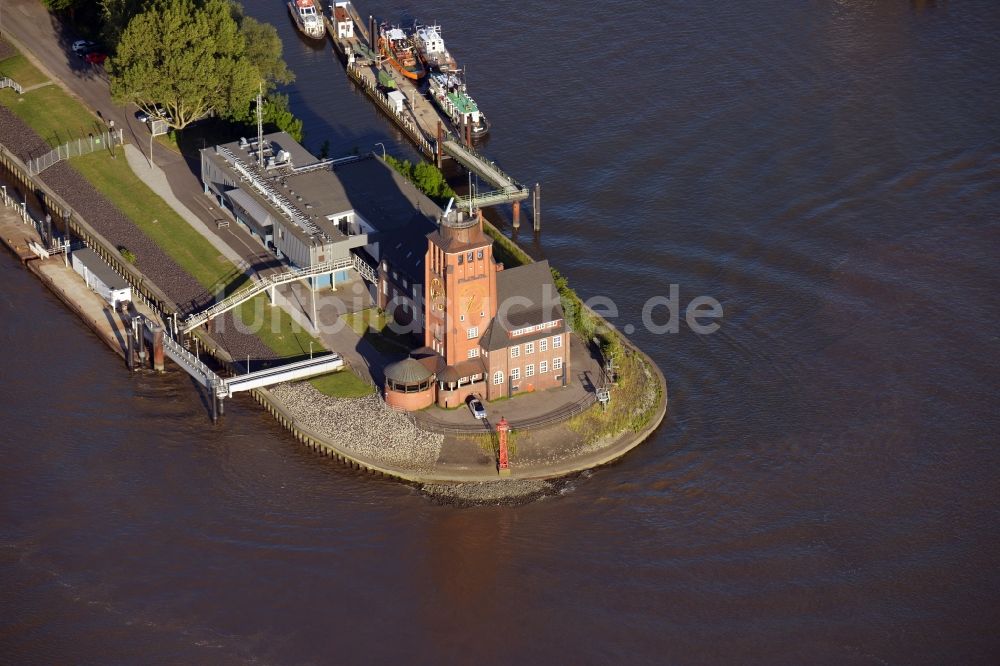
left=151, top=105, right=173, bottom=123
left=85, top=52, right=107, bottom=65
left=467, top=396, right=487, bottom=420
left=134, top=109, right=149, bottom=123
left=72, top=40, right=95, bottom=56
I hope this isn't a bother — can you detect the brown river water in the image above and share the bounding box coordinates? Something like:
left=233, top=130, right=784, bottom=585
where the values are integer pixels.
left=2, top=1, right=999, bottom=663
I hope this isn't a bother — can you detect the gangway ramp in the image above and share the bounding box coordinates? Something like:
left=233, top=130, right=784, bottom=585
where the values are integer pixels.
left=442, top=140, right=530, bottom=208
left=223, top=354, right=344, bottom=397
left=163, top=330, right=344, bottom=398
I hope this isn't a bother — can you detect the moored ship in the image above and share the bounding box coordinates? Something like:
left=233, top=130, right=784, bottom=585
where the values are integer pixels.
left=378, top=24, right=426, bottom=81
left=412, top=24, right=457, bottom=73
left=328, top=2, right=377, bottom=64
left=288, top=0, right=325, bottom=40
left=428, top=72, right=489, bottom=141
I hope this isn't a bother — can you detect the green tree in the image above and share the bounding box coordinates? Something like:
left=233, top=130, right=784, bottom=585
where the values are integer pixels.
left=237, top=14, right=293, bottom=89
left=41, top=0, right=84, bottom=11
left=101, top=0, right=152, bottom=46
left=109, top=0, right=258, bottom=130
left=260, top=93, right=304, bottom=142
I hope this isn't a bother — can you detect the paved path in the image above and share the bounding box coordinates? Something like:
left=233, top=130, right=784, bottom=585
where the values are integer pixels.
left=1, top=3, right=279, bottom=278
left=413, top=332, right=603, bottom=432
left=122, top=144, right=249, bottom=269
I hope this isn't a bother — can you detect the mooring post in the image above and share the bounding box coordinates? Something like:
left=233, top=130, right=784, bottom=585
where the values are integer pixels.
left=211, top=390, right=218, bottom=424
left=126, top=318, right=135, bottom=372
left=533, top=183, right=541, bottom=232
left=512, top=199, right=521, bottom=229
left=152, top=327, right=165, bottom=372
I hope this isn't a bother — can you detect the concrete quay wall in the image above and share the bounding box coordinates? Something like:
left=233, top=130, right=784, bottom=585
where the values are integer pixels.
left=0, top=139, right=668, bottom=486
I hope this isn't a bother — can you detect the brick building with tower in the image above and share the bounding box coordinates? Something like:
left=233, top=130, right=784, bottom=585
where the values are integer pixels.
left=384, top=205, right=570, bottom=411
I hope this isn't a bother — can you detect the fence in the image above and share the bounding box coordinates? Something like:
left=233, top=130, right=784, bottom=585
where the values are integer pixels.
left=0, top=142, right=179, bottom=320
left=27, top=129, right=125, bottom=175
left=345, top=63, right=435, bottom=158
left=0, top=77, right=23, bottom=94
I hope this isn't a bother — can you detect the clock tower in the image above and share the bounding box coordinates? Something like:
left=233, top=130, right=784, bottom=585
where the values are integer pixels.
left=424, top=207, right=498, bottom=367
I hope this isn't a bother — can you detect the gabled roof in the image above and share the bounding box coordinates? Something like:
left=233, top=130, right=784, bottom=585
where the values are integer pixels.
left=481, top=260, right=567, bottom=351
left=438, top=358, right=486, bottom=383
left=496, top=260, right=564, bottom=328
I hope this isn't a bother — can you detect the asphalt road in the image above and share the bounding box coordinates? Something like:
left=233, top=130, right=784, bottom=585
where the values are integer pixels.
left=2, top=0, right=277, bottom=275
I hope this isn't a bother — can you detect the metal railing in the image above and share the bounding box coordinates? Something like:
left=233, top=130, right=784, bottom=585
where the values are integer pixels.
left=0, top=77, right=23, bottom=94
left=455, top=187, right=529, bottom=209
left=181, top=255, right=357, bottom=332
left=27, top=129, right=125, bottom=175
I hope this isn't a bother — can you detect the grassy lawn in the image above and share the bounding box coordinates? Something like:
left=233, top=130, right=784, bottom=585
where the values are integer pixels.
left=236, top=294, right=375, bottom=397
left=0, top=41, right=368, bottom=400
left=0, top=54, right=50, bottom=89
left=72, top=151, right=242, bottom=292
left=568, top=343, right=661, bottom=444
left=308, top=370, right=375, bottom=398
left=0, top=85, right=99, bottom=147
left=343, top=307, right=414, bottom=354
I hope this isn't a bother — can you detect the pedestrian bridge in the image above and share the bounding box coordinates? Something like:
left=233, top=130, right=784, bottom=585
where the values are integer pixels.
left=222, top=354, right=344, bottom=397
left=442, top=140, right=531, bottom=208
left=181, top=251, right=376, bottom=334
left=150, top=316, right=344, bottom=410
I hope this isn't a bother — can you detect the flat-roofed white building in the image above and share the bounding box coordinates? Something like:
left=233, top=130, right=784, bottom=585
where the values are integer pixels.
left=71, top=247, right=132, bottom=308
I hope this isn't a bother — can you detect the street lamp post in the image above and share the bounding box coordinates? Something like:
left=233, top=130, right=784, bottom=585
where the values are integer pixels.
left=374, top=142, right=386, bottom=159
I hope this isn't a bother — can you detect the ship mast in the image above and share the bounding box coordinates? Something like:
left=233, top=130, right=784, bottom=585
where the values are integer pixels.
left=256, top=82, right=264, bottom=169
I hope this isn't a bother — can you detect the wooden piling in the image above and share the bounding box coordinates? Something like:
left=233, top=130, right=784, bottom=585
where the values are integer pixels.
left=533, top=183, right=541, bottom=232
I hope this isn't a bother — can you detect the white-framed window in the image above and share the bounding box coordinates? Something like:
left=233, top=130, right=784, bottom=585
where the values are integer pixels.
left=467, top=347, right=479, bottom=359
left=553, top=334, right=563, bottom=349
left=525, top=341, right=534, bottom=355
left=525, top=364, right=535, bottom=377
left=510, top=345, right=520, bottom=359
left=467, top=326, right=479, bottom=339
left=553, top=357, right=563, bottom=370
left=493, top=371, right=504, bottom=385
left=540, top=338, right=548, bottom=352
left=540, top=360, right=548, bottom=374
left=510, top=367, right=520, bottom=381
left=460, top=314, right=465, bottom=322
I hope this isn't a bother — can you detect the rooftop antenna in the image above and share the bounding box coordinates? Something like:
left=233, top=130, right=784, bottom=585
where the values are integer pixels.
left=468, top=171, right=473, bottom=215
left=256, top=82, right=264, bottom=169
left=443, top=197, right=454, bottom=219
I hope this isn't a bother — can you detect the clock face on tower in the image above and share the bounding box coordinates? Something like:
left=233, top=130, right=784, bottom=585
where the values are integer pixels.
left=426, top=277, right=444, bottom=311
left=460, top=284, right=486, bottom=316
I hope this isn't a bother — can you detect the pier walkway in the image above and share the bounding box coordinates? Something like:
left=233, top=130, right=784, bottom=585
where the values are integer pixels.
left=328, top=10, right=534, bottom=212
left=157, top=313, right=345, bottom=399
left=442, top=140, right=531, bottom=208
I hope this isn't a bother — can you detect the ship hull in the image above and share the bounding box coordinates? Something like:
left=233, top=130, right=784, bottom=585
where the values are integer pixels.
left=288, top=1, right=326, bottom=41
left=379, top=39, right=426, bottom=80
left=428, top=75, right=489, bottom=141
